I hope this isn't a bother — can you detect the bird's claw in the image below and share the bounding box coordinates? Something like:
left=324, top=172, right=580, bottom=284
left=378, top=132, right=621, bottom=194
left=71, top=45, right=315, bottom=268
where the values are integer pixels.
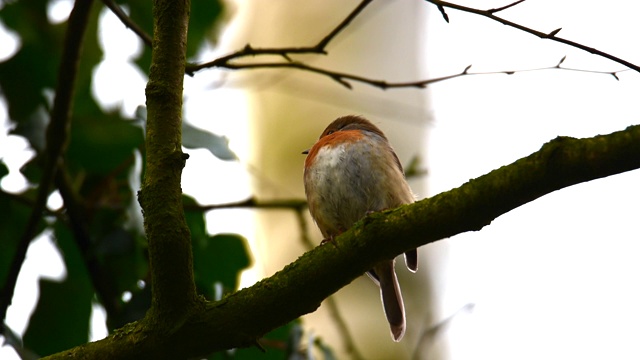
left=320, top=235, right=339, bottom=248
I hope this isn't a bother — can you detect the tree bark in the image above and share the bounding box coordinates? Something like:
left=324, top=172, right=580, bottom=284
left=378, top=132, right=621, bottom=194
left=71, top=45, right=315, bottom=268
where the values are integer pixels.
left=137, top=0, right=200, bottom=331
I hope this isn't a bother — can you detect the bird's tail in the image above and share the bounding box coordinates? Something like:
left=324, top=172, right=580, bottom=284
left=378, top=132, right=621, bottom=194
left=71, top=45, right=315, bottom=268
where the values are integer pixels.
left=373, top=260, right=406, bottom=341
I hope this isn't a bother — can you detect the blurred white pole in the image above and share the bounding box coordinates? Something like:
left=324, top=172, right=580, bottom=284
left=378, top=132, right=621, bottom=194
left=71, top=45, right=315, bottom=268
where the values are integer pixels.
left=219, top=1, right=437, bottom=359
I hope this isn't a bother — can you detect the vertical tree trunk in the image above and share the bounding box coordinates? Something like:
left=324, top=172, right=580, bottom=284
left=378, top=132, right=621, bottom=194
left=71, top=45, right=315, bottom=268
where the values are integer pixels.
left=139, top=0, right=199, bottom=328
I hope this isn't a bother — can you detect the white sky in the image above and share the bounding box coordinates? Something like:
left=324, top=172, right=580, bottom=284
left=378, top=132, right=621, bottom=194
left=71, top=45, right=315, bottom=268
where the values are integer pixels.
left=424, top=1, right=640, bottom=359
left=1, top=1, right=639, bottom=359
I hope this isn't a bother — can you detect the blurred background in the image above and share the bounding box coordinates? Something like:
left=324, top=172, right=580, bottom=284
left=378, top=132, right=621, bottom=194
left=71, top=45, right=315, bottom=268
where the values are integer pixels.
left=1, top=0, right=639, bottom=359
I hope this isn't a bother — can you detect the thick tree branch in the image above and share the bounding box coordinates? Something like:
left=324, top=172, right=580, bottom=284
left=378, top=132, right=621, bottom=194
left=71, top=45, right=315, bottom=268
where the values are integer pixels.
left=45, top=125, right=640, bottom=359
left=426, top=0, right=640, bottom=73
left=137, top=0, right=199, bottom=327
left=0, top=0, right=94, bottom=331
left=294, top=208, right=366, bottom=360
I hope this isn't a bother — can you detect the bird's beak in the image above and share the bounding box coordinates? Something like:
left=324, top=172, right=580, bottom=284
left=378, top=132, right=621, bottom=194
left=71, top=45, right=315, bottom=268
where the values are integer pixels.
left=302, top=149, right=309, bottom=155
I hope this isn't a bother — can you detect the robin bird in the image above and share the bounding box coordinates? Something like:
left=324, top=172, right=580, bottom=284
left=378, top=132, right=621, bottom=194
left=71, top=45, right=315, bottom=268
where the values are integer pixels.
left=303, top=115, right=418, bottom=341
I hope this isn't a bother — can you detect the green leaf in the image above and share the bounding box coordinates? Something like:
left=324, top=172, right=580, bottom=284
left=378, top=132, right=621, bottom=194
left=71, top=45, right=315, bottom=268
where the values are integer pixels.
left=18, top=156, right=41, bottom=186
left=0, top=0, right=62, bottom=124
left=1, top=0, right=103, bottom=153
left=22, top=279, right=92, bottom=357
left=66, top=111, right=144, bottom=175
left=182, top=121, right=237, bottom=161
left=94, top=227, right=146, bottom=294
left=118, top=0, right=153, bottom=72
left=109, top=278, right=151, bottom=330
left=11, top=107, right=49, bottom=152
left=184, top=195, right=251, bottom=297
left=90, top=213, right=148, bottom=322
left=188, top=0, right=225, bottom=57
left=0, top=190, right=44, bottom=286
left=136, top=107, right=236, bottom=161
left=184, top=195, right=208, bottom=239
left=193, top=233, right=251, bottom=297
left=0, top=161, right=9, bottom=178
left=208, top=320, right=301, bottom=360
left=23, top=225, right=93, bottom=357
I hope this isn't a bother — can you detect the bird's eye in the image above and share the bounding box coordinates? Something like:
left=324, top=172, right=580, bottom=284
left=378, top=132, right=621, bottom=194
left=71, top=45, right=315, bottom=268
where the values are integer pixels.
left=326, top=130, right=335, bottom=135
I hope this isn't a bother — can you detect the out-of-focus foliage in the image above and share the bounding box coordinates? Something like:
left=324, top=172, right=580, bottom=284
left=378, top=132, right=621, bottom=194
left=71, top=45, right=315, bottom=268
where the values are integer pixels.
left=0, top=0, right=249, bottom=357
left=23, top=224, right=93, bottom=356
left=206, top=319, right=337, bottom=360
left=136, top=105, right=238, bottom=161
left=184, top=195, right=251, bottom=298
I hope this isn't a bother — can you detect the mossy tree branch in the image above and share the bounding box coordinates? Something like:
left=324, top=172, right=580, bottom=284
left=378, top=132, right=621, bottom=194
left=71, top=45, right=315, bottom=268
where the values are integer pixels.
left=137, top=0, right=200, bottom=329
left=44, top=125, right=640, bottom=359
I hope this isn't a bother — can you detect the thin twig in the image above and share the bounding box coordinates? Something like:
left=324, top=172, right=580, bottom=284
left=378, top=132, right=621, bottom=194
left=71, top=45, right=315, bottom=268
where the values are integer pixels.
left=107, top=0, right=638, bottom=85
left=436, top=4, right=449, bottom=23
left=411, top=303, right=475, bottom=360
left=184, top=0, right=373, bottom=75
left=425, top=0, right=640, bottom=73
left=0, top=0, right=95, bottom=332
left=101, top=0, right=153, bottom=47
left=183, top=197, right=307, bottom=212
left=0, top=190, right=65, bottom=221
left=315, top=0, right=372, bottom=50
left=488, top=0, right=526, bottom=14
left=212, top=58, right=627, bottom=90
left=214, top=61, right=466, bottom=89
